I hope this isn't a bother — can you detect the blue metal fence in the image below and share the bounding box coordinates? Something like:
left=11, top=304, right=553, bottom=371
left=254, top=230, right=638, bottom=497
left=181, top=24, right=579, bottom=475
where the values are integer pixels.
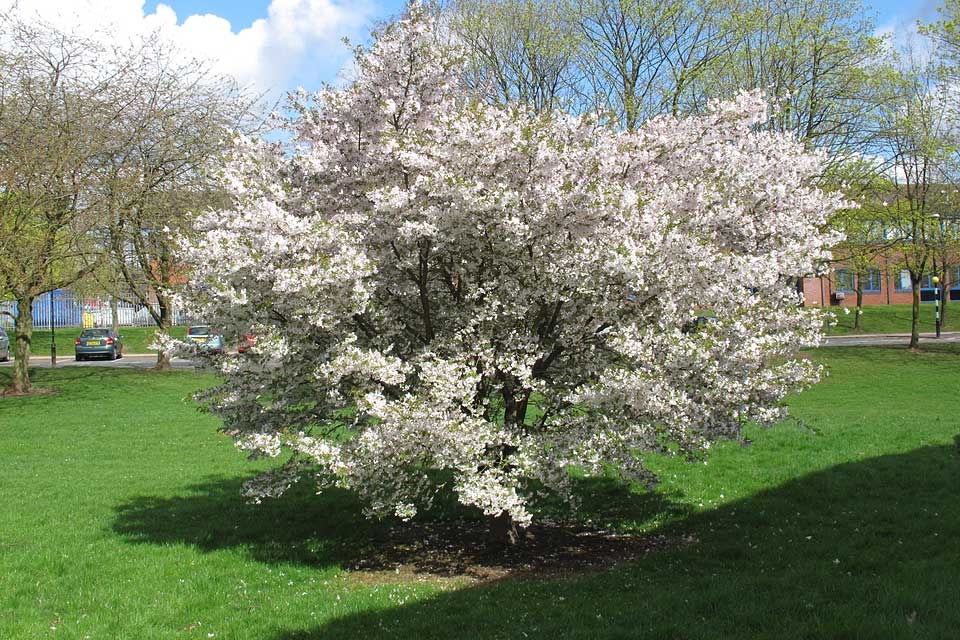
left=0, top=291, right=194, bottom=329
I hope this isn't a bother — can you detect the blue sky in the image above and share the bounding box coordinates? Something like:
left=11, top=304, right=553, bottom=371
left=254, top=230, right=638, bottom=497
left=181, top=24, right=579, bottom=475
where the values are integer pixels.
left=138, top=0, right=943, bottom=94
left=870, top=0, right=940, bottom=24
left=1, top=0, right=946, bottom=100
left=145, top=0, right=936, bottom=28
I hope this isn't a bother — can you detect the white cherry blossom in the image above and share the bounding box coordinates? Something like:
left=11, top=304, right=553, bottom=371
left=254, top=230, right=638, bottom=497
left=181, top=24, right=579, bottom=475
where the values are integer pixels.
left=177, top=5, right=844, bottom=531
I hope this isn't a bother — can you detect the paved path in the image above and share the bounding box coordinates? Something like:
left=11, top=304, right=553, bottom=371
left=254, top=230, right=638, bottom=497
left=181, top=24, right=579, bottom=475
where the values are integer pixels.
left=0, top=353, right=197, bottom=370
left=823, top=332, right=960, bottom=347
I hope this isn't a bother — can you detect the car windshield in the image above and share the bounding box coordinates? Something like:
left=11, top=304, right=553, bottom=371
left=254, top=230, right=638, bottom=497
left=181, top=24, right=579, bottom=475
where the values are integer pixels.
left=81, top=329, right=110, bottom=337
left=188, top=326, right=210, bottom=335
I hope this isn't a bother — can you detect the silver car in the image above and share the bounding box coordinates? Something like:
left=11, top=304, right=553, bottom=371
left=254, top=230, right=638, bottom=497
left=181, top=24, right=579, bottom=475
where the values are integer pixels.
left=186, top=325, right=225, bottom=354
left=0, top=327, right=9, bottom=361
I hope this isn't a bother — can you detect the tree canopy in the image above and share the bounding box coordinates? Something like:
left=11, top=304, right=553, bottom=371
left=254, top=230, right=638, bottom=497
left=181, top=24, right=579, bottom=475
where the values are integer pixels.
left=177, top=6, right=845, bottom=539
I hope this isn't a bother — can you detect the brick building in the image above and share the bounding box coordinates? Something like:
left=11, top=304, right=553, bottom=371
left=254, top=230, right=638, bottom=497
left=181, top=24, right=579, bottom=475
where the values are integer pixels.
left=802, top=254, right=960, bottom=307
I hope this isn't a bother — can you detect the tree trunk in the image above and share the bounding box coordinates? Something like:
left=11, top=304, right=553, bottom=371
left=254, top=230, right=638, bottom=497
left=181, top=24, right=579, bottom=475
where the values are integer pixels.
left=489, top=511, right=520, bottom=547
left=8, top=296, right=35, bottom=394
left=110, top=296, right=119, bottom=335
left=909, top=277, right=921, bottom=350
left=154, top=294, right=172, bottom=371
left=854, top=285, right=863, bottom=330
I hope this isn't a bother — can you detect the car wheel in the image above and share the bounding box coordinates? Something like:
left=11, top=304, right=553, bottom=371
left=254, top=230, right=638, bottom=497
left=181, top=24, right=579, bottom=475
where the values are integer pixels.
left=111, top=347, right=118, bottom=361
left=76, top=354, right=84, bottom=362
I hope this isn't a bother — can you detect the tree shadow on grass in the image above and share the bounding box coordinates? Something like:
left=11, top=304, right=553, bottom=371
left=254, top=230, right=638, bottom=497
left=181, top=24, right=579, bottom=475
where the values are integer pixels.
left=113, top=478, right=385, bottom=568
left=268, top=442, right=960, bottom=640
left=112, top=473, right=690, bottom=575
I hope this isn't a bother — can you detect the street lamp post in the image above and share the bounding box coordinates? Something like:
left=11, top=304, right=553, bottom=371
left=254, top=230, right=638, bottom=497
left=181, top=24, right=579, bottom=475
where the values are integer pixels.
left=933, top=276, right=941, bottom=339
left=49, top=290, right=57, bottom=368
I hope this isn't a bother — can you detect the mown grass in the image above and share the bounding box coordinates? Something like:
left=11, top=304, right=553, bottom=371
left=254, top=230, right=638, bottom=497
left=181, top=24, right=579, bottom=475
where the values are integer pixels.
left=1, top=346, right=959, bottom=639
left=826, top=302, right=959, bottom=335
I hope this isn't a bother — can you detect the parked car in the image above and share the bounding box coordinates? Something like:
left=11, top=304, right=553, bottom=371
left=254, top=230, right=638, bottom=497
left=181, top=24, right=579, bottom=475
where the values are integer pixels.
left=187, top=325, right=225, bottom=354
left=75, top=328, right=123, bottom=360
left=237, top=334, right=257, bottom=354
left=0, top=327, right=10, bottom=361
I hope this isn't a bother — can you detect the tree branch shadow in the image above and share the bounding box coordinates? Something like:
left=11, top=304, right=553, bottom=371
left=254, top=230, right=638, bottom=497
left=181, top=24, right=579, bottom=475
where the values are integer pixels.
left=111, top=472, right=691, bottom=576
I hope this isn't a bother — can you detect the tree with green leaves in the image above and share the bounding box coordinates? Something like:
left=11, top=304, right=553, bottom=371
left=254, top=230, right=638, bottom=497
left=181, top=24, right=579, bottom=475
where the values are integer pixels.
left=446, top=0, right=583, bottom=113
left=689, top=0, right=884, bottom=161
left=827, top=165, right=899, bottom=330
left=871, top=43, right=959, bottom=349
left=0, top=13, right=118, bottom=393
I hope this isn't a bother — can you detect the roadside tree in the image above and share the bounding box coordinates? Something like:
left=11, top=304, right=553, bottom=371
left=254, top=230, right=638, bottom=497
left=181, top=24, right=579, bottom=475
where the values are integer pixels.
left=0, top=13, right=117, bottom=393
left=102, top=43, right=253, bottom=370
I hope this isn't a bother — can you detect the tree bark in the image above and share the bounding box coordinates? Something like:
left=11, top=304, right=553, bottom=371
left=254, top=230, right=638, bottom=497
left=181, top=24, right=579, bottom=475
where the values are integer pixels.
left=8, top=296, right=34, bottom=394
left=154, top=294, right=172, bottom=371
left=489, top=511, right=520, bottom=547
left=854, top=284, right=863, bottom=330
left=110, top=296, right=119, bottom=335
left=910, top=276, right=921, bottom=349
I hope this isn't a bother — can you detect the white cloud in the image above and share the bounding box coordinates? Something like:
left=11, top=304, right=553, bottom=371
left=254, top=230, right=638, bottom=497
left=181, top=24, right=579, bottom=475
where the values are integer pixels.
left=0, top=0, right=375, bottom=96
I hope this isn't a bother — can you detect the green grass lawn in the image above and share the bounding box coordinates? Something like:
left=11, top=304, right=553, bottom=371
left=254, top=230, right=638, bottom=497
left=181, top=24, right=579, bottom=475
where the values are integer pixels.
left=24, top=325, right=188, bottom=357
left=1, top=347, right=959, bottom=639
left=826, top=302, right=960, bottom=335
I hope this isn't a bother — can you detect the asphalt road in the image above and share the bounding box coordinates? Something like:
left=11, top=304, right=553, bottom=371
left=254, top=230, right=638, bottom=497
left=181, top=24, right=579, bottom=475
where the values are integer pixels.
left=0, top=353, right=198, bottom=370
left=3, top=334, right=956, bottom=370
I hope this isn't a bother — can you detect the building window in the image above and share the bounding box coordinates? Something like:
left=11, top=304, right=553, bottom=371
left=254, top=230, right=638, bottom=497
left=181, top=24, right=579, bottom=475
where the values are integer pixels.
left=895, top=269, right=913, bottom=292
left=920, top=274, right=937, bottom=289
left=861, top=268, right=881, bottom=293
left=835, top=268, right=855, bottom=293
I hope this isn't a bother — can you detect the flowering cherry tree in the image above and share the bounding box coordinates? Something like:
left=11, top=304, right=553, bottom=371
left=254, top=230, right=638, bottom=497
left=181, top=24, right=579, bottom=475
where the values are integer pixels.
left=176, top=6, right=844, bottom=541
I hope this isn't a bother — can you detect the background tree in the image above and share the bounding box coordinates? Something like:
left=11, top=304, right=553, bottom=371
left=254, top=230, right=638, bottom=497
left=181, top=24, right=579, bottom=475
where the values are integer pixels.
left=102, top=44, right=252, bottom=370
left=0, top=12, right=119, bottom=393
left=872, top=45, right=959, bottom=348
left=446, top=0, right=582, bottom=113
left=574, top=0, right=741, bottom=128
left=827, top=164, right=898, bottom=330
left=687, top=0, right=884, bottom=161
left=448, top=0, right=884, bottom=151
left=920, top=0, right=960, bottom=325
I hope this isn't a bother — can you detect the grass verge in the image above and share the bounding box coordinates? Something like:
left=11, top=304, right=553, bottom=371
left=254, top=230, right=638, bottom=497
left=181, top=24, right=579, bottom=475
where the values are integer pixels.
left=1, top=346, right=959, bottom=639
left=826, top=302, right=959, bottom=335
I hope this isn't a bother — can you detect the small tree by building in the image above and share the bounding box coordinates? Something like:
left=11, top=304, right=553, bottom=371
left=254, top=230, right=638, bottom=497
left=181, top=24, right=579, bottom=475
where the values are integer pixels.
left=872, top=45, right=959, bottom=349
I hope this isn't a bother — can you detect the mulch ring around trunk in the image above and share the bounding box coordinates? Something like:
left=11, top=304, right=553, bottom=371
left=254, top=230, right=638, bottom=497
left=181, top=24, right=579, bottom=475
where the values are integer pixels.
left=1, top=386, right=57, bottom=398
left=344, top=521, right=693, bottom=585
